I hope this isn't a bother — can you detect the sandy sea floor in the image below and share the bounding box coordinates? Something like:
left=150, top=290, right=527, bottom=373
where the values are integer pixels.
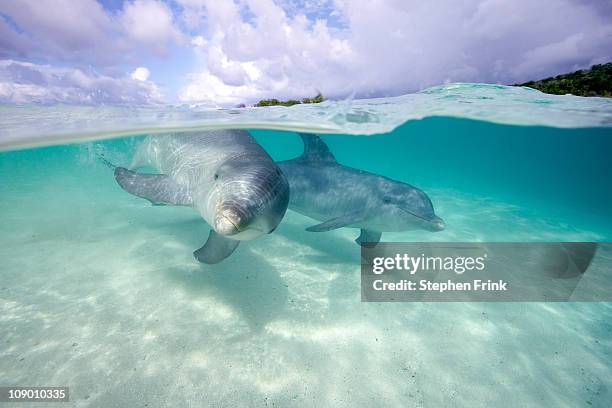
left=1, top=152, right=611, bottom=408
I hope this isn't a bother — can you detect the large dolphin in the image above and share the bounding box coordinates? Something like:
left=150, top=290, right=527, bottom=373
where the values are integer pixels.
left=111, top=130, right=290, bottom=264
left=278, top=133, right=445, bottom=247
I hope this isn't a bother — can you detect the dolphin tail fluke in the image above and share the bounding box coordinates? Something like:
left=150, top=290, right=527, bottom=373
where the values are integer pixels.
left=355, top=229, right=382, bottom=248
left=298, top=133, right=337, bottom=163
left=194, top=230, right=240, bottom=264
left=114, top=167, right=193, bottom=206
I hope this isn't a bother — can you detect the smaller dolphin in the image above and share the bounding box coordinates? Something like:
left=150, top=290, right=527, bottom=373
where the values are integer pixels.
left=278, top=134, right=444, bottom=247
left=106, top=130, right=289, bottom=264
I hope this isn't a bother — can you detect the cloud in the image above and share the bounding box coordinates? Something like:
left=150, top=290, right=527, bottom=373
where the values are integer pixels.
left=0, top=0, right=610, bottom=105
left=177, top=0, right=612, bottom=104
left=0, top=60, right=162, bottom=105
left=176, top=0, right=354, bottom=104
left=120, top=0, right=184, bottom=56
left=131, top=66, right=151, bottom=81
left=0, top=0, right=182, bottom=66
left=0, top=0, right=116, bottom=65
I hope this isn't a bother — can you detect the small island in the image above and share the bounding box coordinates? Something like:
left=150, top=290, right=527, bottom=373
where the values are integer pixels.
left=515, top=63, right=612, bottom=97
left=254, top=93, right=325, bottom=107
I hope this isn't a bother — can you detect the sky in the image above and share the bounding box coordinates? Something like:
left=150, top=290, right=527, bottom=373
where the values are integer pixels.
left=0, top=0, right=611, bottom=106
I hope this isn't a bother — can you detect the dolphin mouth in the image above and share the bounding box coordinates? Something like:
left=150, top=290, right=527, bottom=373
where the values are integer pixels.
left=224, top=215, right=241, bottom=233
left=215, top=213, right=241, bottom=236
left=429, top=217, right=446, bottom=231
left=397, top=206, right=445, bottom=231
left=215, top=212, right=267, bottom=237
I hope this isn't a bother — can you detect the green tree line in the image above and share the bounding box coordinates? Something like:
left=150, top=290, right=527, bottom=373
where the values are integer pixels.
left=255, top=93, right=325, bottom=107
left=515, top=63, right=612, bottom=97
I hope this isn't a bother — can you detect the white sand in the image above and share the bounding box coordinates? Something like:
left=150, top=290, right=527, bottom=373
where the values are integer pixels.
left=0, top=164, right=611, bottom=408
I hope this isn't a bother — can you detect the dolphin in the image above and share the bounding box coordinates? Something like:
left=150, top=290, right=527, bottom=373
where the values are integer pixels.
left=277, top=133, right=444, bottom=247
left=110, top=130, right=290, bottom=264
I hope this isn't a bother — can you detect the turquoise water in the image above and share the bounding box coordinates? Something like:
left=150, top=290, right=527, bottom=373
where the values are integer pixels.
left=1, top=87, right=612, bottom=406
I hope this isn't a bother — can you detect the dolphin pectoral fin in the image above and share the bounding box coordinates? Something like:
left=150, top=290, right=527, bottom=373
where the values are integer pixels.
left=193, top=230, right=240, bottom=264
left=114, top=167, right=192, bottom=206
left=305, top=212, right=368, bottom=232
left=355, top=229, right=381, bottom=248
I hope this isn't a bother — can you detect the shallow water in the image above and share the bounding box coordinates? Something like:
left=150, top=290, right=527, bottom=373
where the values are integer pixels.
left=2, top=83, right=612, bottom=150
left=1, top=90, right=612, bottom=407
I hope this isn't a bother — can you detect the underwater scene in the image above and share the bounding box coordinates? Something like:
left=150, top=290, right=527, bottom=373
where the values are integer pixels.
left=1, top=85, right=612, bottom=407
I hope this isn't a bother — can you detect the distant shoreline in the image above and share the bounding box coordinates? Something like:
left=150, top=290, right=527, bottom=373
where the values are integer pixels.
left=249, top=94, right=325, bottom=108
left=514, top=63, right=611, bottom=97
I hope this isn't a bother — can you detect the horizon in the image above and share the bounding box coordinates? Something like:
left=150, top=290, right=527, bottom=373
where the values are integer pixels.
left=1, top=0, right=611, bottom=106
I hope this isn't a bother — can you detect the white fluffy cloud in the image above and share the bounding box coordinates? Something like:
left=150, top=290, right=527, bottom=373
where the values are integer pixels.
left=0, top=0, right=181, bottom=104
left=0, top=0, right=116, bottom=65
left=131, top=66, right=151, bottom=81
left=177, top=0, right=612, bottom=104
left=0, top=0, right=610, bottom=105
left=120, top=0, right=184, bottom=56
left=0, top=0, right=182, bottom=65
left=176, top=0, right=354, bottom=104
left=0, top=60, right=162, bottom=105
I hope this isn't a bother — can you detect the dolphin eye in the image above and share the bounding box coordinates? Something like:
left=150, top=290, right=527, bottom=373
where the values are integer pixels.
left=214, top=173, right=219, bottom=180
left=383, top=197, right=391, bottom=204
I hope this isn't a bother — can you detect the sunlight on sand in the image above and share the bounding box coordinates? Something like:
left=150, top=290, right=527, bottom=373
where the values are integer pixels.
left=1, top=161, right=611, bottom=407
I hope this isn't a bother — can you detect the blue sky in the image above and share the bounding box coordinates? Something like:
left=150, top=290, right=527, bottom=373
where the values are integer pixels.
left=0, top=0, right=611, bottom=106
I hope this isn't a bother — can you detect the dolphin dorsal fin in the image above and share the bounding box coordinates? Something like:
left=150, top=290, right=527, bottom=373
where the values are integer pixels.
left=298, top=133, right=337, bottom=163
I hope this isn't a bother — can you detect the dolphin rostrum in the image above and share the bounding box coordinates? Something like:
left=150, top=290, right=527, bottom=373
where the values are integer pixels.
left=278, top=133, right=444, bottom=247
left=111, top=130, right=290, bottom=264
